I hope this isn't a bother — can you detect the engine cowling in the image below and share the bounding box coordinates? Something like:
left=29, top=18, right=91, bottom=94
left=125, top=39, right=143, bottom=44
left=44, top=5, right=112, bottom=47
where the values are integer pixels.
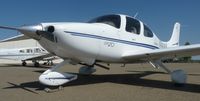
left=39, top=71, right=77, bottom=86
left=47, top=26, right=55, bottom=33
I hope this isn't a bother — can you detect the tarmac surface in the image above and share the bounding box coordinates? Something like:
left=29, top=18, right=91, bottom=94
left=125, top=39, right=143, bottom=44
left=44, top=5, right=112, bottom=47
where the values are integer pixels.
left=0, top=60, right=200, bottom=101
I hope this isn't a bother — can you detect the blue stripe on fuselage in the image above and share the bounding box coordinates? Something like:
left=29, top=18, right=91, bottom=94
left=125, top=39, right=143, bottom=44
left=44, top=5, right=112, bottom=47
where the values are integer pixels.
left=64, top=31, right=159, bottom=49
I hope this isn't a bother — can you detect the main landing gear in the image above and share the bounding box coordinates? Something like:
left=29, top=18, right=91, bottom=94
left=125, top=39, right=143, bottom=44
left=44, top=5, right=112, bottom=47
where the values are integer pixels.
left=22, top=61, right=27, bottom=66
left=34, top=62, right=40, bottom=67
left=43, top=60, right=54, bottom=66
left=149, top=60, right=187, bottom=85
left=21, top=60, right=40, bottom=67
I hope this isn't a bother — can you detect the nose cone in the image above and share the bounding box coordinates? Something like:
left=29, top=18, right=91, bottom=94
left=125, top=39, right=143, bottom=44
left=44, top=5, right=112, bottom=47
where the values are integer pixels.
left=19, top=24, right=43, bottom=39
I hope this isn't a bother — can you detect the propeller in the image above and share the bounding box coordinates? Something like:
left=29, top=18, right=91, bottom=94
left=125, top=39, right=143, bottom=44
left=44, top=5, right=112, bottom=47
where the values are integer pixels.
left=0, top=24, right=43, bottom=40
left=0, top=24, right=56, bottom=42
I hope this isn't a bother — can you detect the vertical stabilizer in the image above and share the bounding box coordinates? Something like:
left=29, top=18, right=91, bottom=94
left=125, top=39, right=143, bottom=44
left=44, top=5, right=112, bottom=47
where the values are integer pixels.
left=167, top=22, right=181, bottom=47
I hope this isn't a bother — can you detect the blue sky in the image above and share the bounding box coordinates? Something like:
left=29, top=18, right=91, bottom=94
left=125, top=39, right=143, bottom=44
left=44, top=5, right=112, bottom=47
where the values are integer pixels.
left=0, top=0, right=200, bottom=45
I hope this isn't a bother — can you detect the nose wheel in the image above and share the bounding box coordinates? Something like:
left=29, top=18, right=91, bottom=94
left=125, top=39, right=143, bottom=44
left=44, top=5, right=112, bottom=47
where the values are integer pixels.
left=39, top=60, right=78, bottom=91
left=34, top=62, right=40, bottom=67
left=44, top=86, right=64, bottom=93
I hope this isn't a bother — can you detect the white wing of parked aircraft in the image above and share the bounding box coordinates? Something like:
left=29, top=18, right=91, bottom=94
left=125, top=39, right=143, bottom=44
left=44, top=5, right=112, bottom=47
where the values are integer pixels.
left=0, top=14, right=200, bottom=89
left=1, top=34, right=30, bottom=42
left=0, top=46, right=54, bottom=67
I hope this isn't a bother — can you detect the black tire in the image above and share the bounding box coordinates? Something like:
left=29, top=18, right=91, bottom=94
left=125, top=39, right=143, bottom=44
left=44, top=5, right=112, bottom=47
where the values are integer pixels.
left=22, top=62, right=27, bottom=66
left=34, top=62, right=40, bottom=67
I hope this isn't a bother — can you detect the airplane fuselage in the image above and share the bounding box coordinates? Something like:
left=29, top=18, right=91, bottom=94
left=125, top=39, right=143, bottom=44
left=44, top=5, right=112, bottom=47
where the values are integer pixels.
left=36, top=15, right=165, bottom=65
left=0, top=14, right=193, bottom=86
left=0, top=47, right=48, bottom=60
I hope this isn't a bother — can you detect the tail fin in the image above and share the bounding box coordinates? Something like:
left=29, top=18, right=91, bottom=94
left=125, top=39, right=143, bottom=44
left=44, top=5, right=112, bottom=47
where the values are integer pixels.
left=167, top=22, right=181, bottom=48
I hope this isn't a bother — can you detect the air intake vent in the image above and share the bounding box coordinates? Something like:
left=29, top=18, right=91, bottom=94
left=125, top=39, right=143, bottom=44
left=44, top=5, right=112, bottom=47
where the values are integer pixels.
left=47, top=26, right=55, bottom=33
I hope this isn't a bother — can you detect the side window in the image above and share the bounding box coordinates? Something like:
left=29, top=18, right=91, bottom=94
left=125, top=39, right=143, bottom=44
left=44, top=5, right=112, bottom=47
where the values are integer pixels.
left=35, top=48, right=41, bottom=53
left=19, top=50, right=25, bottom=53
left=126, top=17, right=140, bottom=34
left=26, top=49, right=33, bottom=53
left=144, top=25, right=153, bottom=38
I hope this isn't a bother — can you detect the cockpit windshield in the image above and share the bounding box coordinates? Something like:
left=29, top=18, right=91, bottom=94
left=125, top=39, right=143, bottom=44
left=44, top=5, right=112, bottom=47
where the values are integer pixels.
left=88, top=15, right=121, bottom=29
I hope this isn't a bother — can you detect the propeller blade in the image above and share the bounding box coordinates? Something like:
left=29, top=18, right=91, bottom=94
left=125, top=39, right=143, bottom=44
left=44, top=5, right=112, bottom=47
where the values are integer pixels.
left=0, top=26, right=19, bottom=30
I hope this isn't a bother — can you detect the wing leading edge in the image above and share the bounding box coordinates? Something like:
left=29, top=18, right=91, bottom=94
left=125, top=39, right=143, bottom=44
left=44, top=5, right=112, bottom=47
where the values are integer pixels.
left=122, top=44, right=200, bottom=62
left=0, top=34, right=31, bottom=42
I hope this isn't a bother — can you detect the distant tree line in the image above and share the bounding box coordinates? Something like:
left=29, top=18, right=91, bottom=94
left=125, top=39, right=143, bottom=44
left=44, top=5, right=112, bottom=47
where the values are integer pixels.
left=162, top=42, right=200, bottom=63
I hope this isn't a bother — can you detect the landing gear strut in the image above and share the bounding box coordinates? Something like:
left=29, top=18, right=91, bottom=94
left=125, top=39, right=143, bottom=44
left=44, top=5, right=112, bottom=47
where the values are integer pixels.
left=43, top=60, right=54, bottom=66
left=34, top=62, right=40, bottom=67
left=150, top=60, right=187, bottom=85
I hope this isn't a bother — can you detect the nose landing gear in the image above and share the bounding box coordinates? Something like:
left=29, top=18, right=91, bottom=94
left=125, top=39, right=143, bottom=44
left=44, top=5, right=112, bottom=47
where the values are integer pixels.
left=39, top=60, right=78, bottom=92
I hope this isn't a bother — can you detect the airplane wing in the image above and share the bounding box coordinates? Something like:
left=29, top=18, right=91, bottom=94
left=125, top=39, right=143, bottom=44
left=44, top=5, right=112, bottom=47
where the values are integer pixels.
left=1, top=34, right=31, bottom=42
left=24, top=53, right=54, bottom=61
left=0, top=52, right=53, bottom=61
left=122, top=44, right=200, bottom=62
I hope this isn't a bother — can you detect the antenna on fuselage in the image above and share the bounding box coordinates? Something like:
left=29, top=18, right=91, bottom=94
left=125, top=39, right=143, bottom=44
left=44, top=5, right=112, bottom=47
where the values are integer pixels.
left=134, top=12, right=139, bottom=19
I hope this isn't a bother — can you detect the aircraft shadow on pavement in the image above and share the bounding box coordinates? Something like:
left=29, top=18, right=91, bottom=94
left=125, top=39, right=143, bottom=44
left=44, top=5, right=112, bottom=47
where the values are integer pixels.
left=3, top=82, right=41, bottom=94
left=64, top=71, right=200, bottom=93
left=3, top=71, right=200, bottom=94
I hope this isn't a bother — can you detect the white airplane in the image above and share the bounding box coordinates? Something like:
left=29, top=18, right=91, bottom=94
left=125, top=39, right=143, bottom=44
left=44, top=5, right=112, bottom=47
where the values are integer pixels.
left=0, top=46, right=54, bottom=67
left=0, top=14, right=200, bottom=88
